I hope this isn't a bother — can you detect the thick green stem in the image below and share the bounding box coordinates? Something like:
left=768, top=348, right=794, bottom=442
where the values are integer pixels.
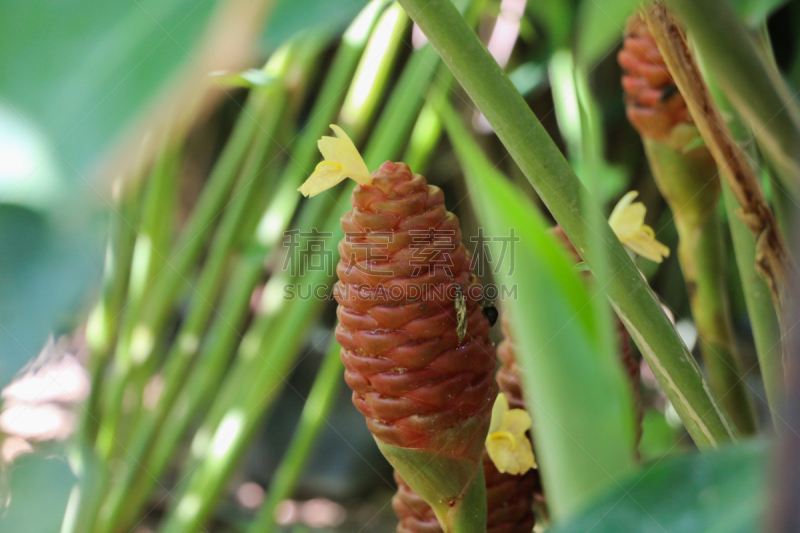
left=644, top=138, right=758, bottom=435
left=248, top=338, right=343, bottom=533
left=398, top=0, right=736, bottom=447
left=722, top=182, right=785, bottom=423
left=664, top=0, right=800, bottom=199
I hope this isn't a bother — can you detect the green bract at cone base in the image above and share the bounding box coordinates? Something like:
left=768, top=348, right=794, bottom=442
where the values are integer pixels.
left=378, top=438, right=488, bottom=533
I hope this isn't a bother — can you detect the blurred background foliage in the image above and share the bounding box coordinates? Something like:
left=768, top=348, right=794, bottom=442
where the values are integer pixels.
left=0, top=0, right=797, bottom=531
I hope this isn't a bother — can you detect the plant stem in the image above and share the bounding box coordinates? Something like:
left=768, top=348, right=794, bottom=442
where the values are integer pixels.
left=95, top=65, right=276, bottom=457
left=703, top=72, right=786, bottom=422
left=158, top=197, right=345, bottom=533
left=402, top=102, right=442, bottom=173
left=96, top=140, right=182, bottom=457
left=664, top=0, right=800, bottom=199
left=398, top=0, right=737, bottom=447
left=722, top=181, right=785, bottom=422
left=94, top=34, right=342, bottom=533
left=339, top=2, right=409, bottom=134
left=642, top=3, right=791, bottom=341
left=248, top=338, right=343, bottom=533
left=645, top=139, right=758, bottom=434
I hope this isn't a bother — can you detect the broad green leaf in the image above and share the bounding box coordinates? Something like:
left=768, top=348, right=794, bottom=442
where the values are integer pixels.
left=440, top=102, right=637, bottom=519
left=0, top=0, right=222, bottom=174
left=0, top=453, right=77, bottom=533
left=548, top=440, right=767, bottom=533
left=574, top=0, right=639, bottom=67
left=0, top=205, right=103, bottom=387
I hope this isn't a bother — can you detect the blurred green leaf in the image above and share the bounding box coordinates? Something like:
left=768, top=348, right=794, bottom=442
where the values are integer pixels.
left=0, top=453, right=76, bottom=533
left=0, top=0, right=222, bottom=174
left=574, top=0, right=639, bottom=67
left=547, top=440, right=767, bottom=533
left=730, top=0, right=788, bottom=26
left=263, top=0, right=366, bottom=50
left=526, top=1, right=574, bottom=50
left=0, top=205, right=103, bottom=387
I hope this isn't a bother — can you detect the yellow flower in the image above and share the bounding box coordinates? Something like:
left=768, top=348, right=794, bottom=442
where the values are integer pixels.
left=297, top=124, right=371, bottom=197
left=485, top=393, right=536, bottom=475
left=608, top=191, right=670, bottom=263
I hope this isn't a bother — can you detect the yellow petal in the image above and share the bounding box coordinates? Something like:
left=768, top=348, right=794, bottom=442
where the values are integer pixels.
left=608, top=191, right=639, bottom=230
left=610, top=202, right=647, bottom=239
left=501, top=408, right=532, bottom=435
left=623, top=229, right=671, bottom=263
left=608, top=190, right=670, bottom=262
left=298, top=162, right=346, bottom=197
left=489, top=393, right=509, bottom=434
left=297, top=125, right=371, bottom=197
left=486, top=431, right=536, bottom=475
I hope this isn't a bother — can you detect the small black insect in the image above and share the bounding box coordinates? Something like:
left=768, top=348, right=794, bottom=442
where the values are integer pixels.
left=480, top=300, right=498, bottom=327
left=660, top=84, right=679, bottom=103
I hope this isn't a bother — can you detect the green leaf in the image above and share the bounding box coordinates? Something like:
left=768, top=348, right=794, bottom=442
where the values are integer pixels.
left=0, top=205, right=103, bottom=387
left=439, top=101, right=638, bottom=519
left=0, top=453, right=77, bottom=533
left=574, top=0, right=640, bottom=67
left=547, top=440, right=767, bottom=533
left=0, top=0, right=221, bottom=173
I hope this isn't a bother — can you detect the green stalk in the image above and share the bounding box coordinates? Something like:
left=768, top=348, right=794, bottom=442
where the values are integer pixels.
left=664, top=0, right=800, bottom=199
left=94, top=39, right=336, bottom=533
left=251, top=0, right=391, bottom=251
left=158, top=198, right=345, bottom=533
left=96, top=89, right=264, bottom=455
left=63, top=177, right=142, bottom=533
left=722, top=181, right=784, bottom=421
left=96, top=140, right=181, bottom=456
left=95, top=38, right=305, bottom=457
left=398, top=0, right=737, bottom=447
left=645, top=137, right=758, bottom=435
left=248, top=338, right=343, bottom=533
left=402, top=102, right=442, bottom=173
left=703, top=72, right=785, bottom=421
left=339, top=2, right=409, bottom=133
left=83, top=178, right=141, bottom=443
left=96, top=45, right=297, bottom=462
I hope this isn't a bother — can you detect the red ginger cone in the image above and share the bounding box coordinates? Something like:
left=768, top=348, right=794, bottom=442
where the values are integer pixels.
left=392, top=312, right=540, bottom=533
left=335, top=161, right=497, bottom=530
left=619, top=14, right=691, bottom=144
